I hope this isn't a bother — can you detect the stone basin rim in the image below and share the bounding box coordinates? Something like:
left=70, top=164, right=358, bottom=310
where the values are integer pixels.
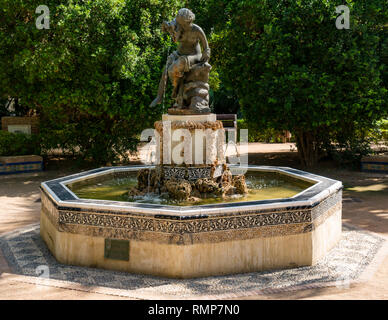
left=41, top=165, right=342, bottom=216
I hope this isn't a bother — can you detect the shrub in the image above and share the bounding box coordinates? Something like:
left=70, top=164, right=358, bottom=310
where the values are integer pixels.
left=0, top=0, right=184, bottom=165
left=322, top=119, right=386, bottom=168
left=327, top=136, right=373, bottom=169
left=375, top=119, right=388, bottom=143
left=0, top=131, right=41, bottom=156
left=237, top=119, right=288, bottom=143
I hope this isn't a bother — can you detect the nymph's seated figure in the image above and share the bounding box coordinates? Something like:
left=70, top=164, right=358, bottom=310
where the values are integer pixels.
left=150, top=8, right=212, bottom=114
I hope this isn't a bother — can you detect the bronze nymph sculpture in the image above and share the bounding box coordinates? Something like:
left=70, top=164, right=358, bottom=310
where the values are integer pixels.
left=150, top=8, right=212, bottom=114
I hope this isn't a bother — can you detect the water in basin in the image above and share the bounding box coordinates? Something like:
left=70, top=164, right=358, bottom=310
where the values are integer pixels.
left=69, top=170, right=314, bottom=206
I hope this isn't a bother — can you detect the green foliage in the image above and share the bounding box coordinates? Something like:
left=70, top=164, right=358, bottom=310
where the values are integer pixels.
left=330, top=138, right=373, bottom=169
left=190, top=0, right=388, bottom=166
left=321, top=119, right=388, bottom=167
left=379, top=119, right=388, bottom=130
left=383, top=130, right=388, bottom=142
left=208, top=67, right=220, bottom=92
left=0, top=131, right=41, bottom=156
left=381, top=32, right=388, bottom=90
left=2, top=1, right=386, bottom=166
left=237, top=119, right=292, bottom=143
left=210, top=84, right=240, bottom=114
left=323, top=122, right=376, bottom=168
left=0, top=99, right=7, bottom=124
left=375, top=119, right=388, bottom=142
left=0, top=0, right=184, bottom=164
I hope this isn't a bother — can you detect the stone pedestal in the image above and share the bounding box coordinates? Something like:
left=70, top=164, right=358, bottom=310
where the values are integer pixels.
left=154, top=113, right=225, bottom=169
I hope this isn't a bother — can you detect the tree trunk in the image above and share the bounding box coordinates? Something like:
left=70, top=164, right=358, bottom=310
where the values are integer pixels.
left=294, top=130, right=320, bottom=167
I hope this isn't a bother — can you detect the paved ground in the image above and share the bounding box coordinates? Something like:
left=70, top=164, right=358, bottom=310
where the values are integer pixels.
left=2, top=223, right=384, bottom=300
left=0, top=143, right=387, bottom=300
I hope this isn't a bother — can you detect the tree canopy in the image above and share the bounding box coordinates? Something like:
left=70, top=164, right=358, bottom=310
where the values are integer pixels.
left=190, top=0, right=388, bottom=165
left=0, top=0, right=387, bottom=166
left=0, top=0, right=183, bottom=164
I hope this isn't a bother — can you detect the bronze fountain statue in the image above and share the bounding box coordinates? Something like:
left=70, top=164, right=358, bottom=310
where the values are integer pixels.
left=128, top=8, right=248, bottom=202
left=150, top=8, right=212, bottom=114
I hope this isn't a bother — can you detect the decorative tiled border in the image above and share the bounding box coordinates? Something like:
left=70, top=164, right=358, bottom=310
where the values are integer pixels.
left=41, top=165, right=342, bottom=214
left=0, top=161, right=43, bottom=175
left=41, top=186, right=342, bottom=245
left=361, top=161, right=388, bottom=173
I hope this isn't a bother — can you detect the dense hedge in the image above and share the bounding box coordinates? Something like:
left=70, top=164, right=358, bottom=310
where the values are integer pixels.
left=378, top=119, right=388, bottom=142
left=0, top=131, right=41, bottom=156
left=1, top=1, right=387, bottom=166
left=237, top=120, right=292, bottom=143
left=0, top=0, right=184, bottom=165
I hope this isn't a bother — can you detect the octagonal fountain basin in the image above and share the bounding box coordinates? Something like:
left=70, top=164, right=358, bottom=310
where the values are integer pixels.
left=40, top=165, right=342, bottom=278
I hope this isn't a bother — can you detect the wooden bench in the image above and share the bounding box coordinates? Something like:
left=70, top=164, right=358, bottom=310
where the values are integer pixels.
left=216, top=114, right=237, bottom=144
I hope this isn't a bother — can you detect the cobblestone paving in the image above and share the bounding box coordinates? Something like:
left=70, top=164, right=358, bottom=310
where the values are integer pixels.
left=0, top=224, right=385, bottom=299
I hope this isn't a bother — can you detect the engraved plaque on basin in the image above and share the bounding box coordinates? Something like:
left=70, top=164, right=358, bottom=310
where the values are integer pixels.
left=104, top=239, right=129, bottom=261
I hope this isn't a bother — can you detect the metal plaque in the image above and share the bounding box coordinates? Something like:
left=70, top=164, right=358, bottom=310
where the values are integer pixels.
left=104, top=239, right=129, bottom=261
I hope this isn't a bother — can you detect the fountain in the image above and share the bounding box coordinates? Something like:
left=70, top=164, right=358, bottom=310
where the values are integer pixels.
left=40, top=8, right=342, bottom=278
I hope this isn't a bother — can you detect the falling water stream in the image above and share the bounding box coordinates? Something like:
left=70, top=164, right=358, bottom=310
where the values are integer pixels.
left=144, top=46, right=171, bottom=196
left=162, top=46, right=170, bottom=110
